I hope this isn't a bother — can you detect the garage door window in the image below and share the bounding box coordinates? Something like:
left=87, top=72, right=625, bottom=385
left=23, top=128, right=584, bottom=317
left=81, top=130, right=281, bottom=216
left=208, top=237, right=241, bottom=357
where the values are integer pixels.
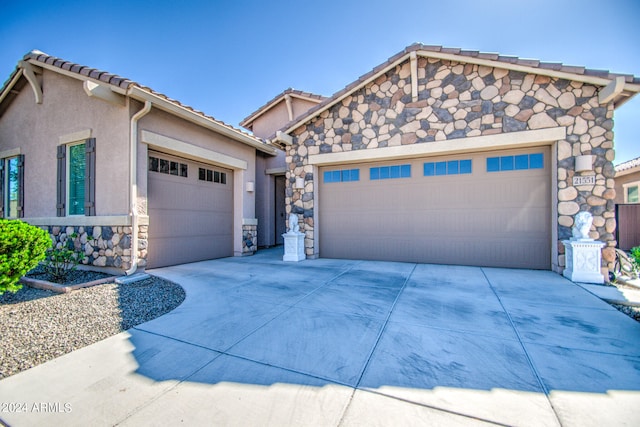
left=324, top=169, right=360, bottom=183
left=487, top=153, right=543, bottom=172
left=370, top=164, right=411, bottom=180
left=149, top=156, right=188, bottom=178
left=424, top=159, right=472, bottom=176
left=199, top=167, right=227, bottom=184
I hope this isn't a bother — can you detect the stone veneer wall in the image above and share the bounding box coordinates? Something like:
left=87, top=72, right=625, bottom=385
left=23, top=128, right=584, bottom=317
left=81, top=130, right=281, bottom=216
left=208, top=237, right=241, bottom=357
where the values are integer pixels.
left=45, top=225, right=148, bottom=271
left=286, top=57, right=616, bottom=272
left=242, top=223, right=257, bottom=254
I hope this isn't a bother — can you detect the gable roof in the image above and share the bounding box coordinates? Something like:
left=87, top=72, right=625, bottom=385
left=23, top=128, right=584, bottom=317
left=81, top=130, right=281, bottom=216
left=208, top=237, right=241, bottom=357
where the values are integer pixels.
left=272, top=43, right=640, bottom=142
left=240, top=88, right=326, bottom=131
left=615, top=156, right=640, bottom=177
left=0, top=50, right=277, bottom=155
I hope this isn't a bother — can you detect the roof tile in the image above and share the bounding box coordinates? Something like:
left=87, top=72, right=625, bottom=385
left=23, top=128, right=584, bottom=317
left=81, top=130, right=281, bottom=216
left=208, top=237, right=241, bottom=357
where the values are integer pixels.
left=615, top=156, right=640, bottom=173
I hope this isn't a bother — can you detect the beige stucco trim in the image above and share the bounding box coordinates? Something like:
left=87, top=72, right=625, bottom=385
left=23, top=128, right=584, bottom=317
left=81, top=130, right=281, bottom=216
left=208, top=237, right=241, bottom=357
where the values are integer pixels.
left=130, top=86, right=276, bottom=156
left=233, top=169, right=244, bottom=256
left=242, top=218, right=258, bottom=226
left=18, top=61, right=43, bottom=104
left=0, top=147, right=21, bottom=158
left=284, top=94, right=294, bottom=121
left=23, top=215, right=134, bottom=227
left=551, top=141, right=560, bottom=273
left=0, top=69, right=23, bottom=105
left=83, top=81, right=126, bottom=106
left=308, top=127, right=567, bottom=166
left=410, top=51, right=418, bottom=101
left=59, top=129, right=92, bottom=145
left=265, top=167, right=287, bottom=175
left=141, top=130, right=248, bottom=170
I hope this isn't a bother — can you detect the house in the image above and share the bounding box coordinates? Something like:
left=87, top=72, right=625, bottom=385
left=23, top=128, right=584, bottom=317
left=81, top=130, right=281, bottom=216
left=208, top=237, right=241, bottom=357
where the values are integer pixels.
left=262, top=44, right=640, bottom=277
left=0, top=50, right=278, bottom=273
left=614, top=156, right=640, bottom=204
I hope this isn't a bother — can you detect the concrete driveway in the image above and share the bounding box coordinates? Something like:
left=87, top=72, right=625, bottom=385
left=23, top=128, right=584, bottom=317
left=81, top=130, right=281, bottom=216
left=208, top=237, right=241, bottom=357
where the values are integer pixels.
left=1, top=248, right=639, bottom=426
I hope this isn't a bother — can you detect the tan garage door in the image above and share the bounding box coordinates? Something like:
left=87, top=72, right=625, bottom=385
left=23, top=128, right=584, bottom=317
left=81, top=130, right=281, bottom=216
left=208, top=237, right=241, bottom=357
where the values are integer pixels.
left=147, top=151, right=233, bottom=268
left=319, top=147, right=551, bottom=269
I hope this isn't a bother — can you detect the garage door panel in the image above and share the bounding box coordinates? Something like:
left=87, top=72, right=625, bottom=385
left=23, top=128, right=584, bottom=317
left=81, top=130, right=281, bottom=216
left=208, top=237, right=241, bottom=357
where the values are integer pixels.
left=319, top=147, right=550, bottom=269
left=147, top=152, right=233, bottom=268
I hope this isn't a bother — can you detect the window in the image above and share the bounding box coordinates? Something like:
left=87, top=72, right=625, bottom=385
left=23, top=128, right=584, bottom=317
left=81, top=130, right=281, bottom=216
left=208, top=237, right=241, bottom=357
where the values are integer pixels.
left=0, top=155, right=24, bottom=218
left=626, top=185, right=639, bottom=203
left=323, top=169, right=360, bottom=183
left=149, top=155, right=188, bottom=178
left=424, top=159, right=472, bottom=176
left=68, top=142, right=86, bottom=215
left=56, top=139, right=95, bottom=217
left=370, top=164, right=411, bottom=180
left=487, top=153, right=543, bottom=172
left=198, top=167, right=227, bottom=184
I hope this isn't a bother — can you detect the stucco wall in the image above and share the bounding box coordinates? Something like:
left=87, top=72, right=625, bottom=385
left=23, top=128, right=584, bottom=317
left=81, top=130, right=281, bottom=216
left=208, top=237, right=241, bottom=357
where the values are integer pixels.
left=251, top=98, right=321, bottom=139
left=0, top=69, right=131, bottom=217
left=614, top=170, right=640, bottom=204
left=285, top=57, right=617, bottom=273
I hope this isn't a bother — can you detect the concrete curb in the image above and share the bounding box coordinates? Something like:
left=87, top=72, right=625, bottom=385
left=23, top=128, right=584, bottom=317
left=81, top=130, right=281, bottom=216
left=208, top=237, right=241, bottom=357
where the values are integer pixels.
left=20, top=276, right=117, bottom=294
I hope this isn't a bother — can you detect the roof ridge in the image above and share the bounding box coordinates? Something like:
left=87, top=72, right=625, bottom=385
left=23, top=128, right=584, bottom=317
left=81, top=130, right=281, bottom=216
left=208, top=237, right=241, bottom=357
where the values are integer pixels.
left=240, top=87, right=327, bottom=128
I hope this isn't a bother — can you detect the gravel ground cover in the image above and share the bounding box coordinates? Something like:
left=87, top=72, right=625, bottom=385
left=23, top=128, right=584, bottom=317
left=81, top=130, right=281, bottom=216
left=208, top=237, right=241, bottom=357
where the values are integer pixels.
left=0, top=276, right=185, bottom=380
left=609, top=280, right=640, bottom=321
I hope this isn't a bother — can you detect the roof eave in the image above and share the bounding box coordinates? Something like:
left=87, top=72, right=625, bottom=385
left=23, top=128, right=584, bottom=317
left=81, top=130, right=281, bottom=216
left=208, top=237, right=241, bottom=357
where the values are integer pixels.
left=129, top=86, right=277, bottom=156
left=615, top=164, right=640, bottom=177
left=280, top=48, right=640, bottom=136
left=24, top=57, right=129, bottom=95
left=0, top=68, right=24, bottom=106
left=240, top=90, right=325, bottom=130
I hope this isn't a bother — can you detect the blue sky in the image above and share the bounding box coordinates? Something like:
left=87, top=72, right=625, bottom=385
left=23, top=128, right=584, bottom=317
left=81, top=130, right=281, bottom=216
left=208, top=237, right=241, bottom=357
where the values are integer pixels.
left=1, top=0, right=639, bottom=162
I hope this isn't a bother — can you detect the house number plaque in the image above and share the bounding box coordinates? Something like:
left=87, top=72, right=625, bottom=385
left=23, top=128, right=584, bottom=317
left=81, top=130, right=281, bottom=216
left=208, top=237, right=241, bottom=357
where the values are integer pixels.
left=572, top=176, right=595, bottom=185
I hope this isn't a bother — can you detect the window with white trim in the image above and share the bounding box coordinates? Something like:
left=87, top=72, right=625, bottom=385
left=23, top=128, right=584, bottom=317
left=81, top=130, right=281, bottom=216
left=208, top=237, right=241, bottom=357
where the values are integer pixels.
left=624, top=182, right=640, bottom=203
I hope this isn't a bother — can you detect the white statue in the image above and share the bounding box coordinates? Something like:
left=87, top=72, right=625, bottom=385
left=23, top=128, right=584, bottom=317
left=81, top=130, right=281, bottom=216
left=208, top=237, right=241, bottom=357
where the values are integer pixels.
left=572, top=211, right=593, bottom=240
left=288, top=213, right=300, bottom=234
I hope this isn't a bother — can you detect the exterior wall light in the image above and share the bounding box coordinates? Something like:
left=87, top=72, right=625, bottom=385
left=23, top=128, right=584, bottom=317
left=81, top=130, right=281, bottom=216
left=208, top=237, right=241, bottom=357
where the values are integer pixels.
left=294, top=177, right=305, bottom=189
left=575, top=155, right=594, bottom=172
left=246, top=181, right=255, bottom=192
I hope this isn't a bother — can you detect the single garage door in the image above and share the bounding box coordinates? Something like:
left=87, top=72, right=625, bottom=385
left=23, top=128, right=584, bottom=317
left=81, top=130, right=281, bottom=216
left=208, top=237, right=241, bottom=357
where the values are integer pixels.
left=319, top=147, right=551, bottom=269
left=147, top=151, right=233, bottom=268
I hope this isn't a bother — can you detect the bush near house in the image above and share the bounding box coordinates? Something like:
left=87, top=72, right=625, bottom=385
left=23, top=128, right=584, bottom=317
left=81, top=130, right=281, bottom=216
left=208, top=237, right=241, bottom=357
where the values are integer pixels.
left=631, top=246, right=640, bottom=272
left=0, top=219, right=51, bottom=294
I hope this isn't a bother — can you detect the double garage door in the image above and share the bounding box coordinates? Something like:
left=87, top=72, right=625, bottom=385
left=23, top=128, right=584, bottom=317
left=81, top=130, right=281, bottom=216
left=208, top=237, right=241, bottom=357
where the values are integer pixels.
left=147, top=151, right=233, bottom=268
left=319, top=147, right=551, bottom=269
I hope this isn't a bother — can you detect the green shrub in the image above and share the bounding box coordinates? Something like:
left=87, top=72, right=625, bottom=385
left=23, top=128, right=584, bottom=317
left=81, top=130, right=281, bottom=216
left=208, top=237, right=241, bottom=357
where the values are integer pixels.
left=41, top=233, right=87, bottom=283
left=0, top=219, right=51, bottom=294
left=631, top=246, right=640, bottom=272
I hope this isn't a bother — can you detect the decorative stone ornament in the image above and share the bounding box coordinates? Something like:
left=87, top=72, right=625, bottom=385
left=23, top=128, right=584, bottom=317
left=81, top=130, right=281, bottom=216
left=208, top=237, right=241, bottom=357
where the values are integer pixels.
left=563, top=211, right=605, bottom=283
left=283, top=214, right=305, bottom=262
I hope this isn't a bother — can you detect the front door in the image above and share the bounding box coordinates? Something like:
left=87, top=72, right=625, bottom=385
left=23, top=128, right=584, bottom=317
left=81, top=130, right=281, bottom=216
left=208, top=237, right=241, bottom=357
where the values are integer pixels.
left=275, top=175, right=286, bottom=245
